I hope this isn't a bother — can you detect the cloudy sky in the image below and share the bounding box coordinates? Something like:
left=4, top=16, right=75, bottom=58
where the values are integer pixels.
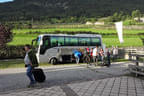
left=0, top=0, right=13, bottom=3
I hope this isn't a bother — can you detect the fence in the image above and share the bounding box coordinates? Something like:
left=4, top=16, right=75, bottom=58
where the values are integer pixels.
left=128, top=54, right=144, bottom=76
left=118, top=47, right=144, bottom=59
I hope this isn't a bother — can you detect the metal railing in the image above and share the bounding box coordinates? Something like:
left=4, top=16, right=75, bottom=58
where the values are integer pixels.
left=128, top=54, right=144, bottom=76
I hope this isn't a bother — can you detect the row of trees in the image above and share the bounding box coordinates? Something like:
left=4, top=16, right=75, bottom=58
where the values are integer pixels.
left=2, top=9, right=143, bottom=29
left=105, top=10, right=143, bottom=23
left=3, top=17, right=98, bottom=29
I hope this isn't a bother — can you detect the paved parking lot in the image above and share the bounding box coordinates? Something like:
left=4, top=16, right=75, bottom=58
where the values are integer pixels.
left=68, top=76, right=144, bottom=96
left=0, top=76, right=144, bottom=96
left=0, top=62, right=143, bottom=96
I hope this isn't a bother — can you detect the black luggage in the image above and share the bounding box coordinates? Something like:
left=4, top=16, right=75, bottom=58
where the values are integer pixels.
left=103, top=57, right=111, bottom=67
left=32, top=68, right=46, bottom=83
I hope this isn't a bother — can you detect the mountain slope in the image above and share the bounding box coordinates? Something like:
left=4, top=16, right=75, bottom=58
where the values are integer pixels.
left=0, top=0, right=144, bottom=21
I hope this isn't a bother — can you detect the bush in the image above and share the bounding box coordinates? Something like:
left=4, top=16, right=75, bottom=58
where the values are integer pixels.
left=0, top=24, right=12, bottom=47
left=0, top=46, right=25, bottom=59
left=123, top=20, right=137, bottom=25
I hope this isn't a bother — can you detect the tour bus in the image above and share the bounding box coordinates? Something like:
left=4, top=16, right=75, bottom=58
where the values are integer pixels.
left=32, top=34, right=104, bottom=64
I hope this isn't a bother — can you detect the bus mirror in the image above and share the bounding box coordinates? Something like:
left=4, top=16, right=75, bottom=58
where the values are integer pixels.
left=32, top=39, right=36, bottom=46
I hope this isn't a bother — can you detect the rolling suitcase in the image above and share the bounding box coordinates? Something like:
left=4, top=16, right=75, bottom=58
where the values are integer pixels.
left=32, top=68, right=46, bottom=83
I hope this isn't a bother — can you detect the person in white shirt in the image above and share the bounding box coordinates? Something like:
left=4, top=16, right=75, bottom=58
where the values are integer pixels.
left=93, top=46, right=98, bottom=66
left=99, top=48, right=104, bottom=65
left=112, top=46, right=118, bottom=61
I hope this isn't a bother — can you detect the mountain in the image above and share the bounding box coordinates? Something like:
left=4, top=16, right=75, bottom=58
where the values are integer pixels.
left=0, top=0, right=144, bottom=21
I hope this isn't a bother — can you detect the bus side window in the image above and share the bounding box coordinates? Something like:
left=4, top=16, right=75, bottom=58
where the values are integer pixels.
left=43, top=37, right=50, bottom=47
left=79, top=37, right=91, bottom=46
left=57, top=37, right=64, bottom=46
left=65, top=37, right=78, bottom=46
left=51, top=36, right=64, bottom=47
left=51, top=37, right=57, bottom=47
left=44, top=40, right=49, bottom=46
left=91, top=37, right=101, bottom=46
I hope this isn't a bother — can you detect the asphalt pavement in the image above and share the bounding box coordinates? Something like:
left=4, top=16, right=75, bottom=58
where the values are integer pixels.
left=0, top=62, right=142, bottom=96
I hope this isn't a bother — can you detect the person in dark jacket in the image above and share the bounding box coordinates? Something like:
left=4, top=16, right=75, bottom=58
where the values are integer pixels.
left=24, top=44, right=36, bottom=87
left=83, top=48, right=91, bottom=66
left=106, top=48, right=111, bottom=67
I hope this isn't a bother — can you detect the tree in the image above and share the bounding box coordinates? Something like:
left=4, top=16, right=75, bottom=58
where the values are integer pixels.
left=132, top=10, right=141, bottom=21
left=0, top=24, right=13, bottom=47
left=112, top=12, right=119, bottom=22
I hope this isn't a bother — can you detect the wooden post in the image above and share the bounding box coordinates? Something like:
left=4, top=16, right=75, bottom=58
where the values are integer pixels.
left=128, top=52, right=132, bottom=61
left=136, top=55, right=139, bottom=66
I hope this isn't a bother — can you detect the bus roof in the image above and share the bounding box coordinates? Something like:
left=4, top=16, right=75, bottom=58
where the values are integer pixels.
left=39, top=34, right=102, bottom=38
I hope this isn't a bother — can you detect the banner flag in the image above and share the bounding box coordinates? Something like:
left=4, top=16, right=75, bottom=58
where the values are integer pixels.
left=115, top=21, right=124, bottom=43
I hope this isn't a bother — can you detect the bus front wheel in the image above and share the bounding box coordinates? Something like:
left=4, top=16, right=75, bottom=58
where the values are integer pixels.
left=50, top=58, right=57, bottom=65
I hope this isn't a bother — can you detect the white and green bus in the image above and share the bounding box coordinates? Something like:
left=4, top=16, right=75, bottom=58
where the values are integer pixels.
left=32, top=34, right=103, bottom=64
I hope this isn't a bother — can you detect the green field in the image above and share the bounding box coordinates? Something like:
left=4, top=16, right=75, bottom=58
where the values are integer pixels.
left=0, top=59, right=81, bottom=69
left=8, top=28, right=144, bottom=47
left=13, top=28, right=144, bottom=35
left=8, top=34, right=38, bottom=45
left=0, top=59, right=52, bottom=69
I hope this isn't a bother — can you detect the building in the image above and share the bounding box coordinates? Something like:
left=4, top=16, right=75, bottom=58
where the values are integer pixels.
left=85, top=21, right=93, bottom=25
left=134, top=17, right=144, bottom=22
left=94, top=22, right=104, bottom=25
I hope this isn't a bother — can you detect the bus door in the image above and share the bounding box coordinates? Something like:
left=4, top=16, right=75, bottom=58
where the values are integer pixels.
left=40, top=36, right=50, bottom=55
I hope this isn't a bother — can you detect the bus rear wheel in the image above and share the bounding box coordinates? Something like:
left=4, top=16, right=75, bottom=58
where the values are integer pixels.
left=50, top=58, right=57, bottom=65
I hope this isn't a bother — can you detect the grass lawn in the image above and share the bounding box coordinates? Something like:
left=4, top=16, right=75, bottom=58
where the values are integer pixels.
left=8, top=34, right=38, bottom=45
left=7, top=28, right=144, bottom=47
left=0, top=59, right=25, bottom=69
left=12, top=28, right=144, bottom=35
left=8, top=34, right=144, bottom=47
left=0, top=59, right=53, bottom=69
left=0, top=59, right=80, bottom=69
left=102, top=37, right=143, bottom=47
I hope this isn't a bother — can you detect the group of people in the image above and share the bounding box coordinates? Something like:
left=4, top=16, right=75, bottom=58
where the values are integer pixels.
left=73, top=46, right=111, bottom=67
